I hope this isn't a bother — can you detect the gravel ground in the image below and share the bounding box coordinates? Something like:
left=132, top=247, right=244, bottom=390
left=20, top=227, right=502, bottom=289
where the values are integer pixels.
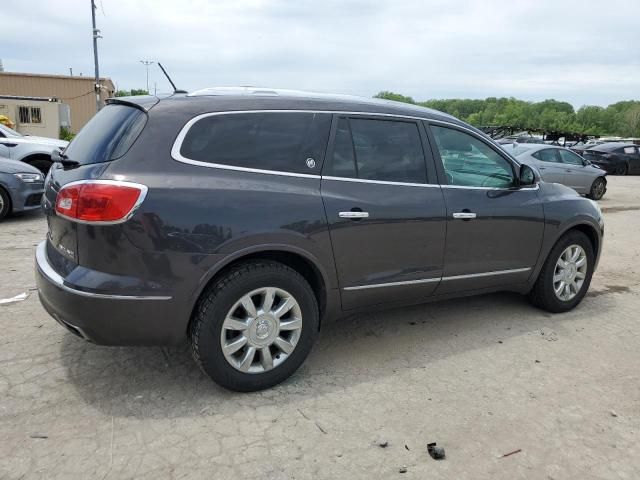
left=1, top=176, right=639, bottom=479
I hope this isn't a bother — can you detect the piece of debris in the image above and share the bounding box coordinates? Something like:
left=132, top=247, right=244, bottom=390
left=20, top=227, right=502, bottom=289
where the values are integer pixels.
left=535, top=360, right=541, bottom=363
left=408, top=321, right=416, bottom=325
left=497, top=340, right=503, bottom=344
left=405, top=444, right=410, bottom=451
left=427, top=442, right=446, bottom=460
left=315, top=422, right=328, bottom=434
left=500, top=448, right=522, bottom=458
left=378, top=441, right=389, bottom=448
left=610, top=410, right=618, bottom=418
left=0, top=292, right=29, bottom=306
left=29, top=434, right=48, bottom=439
left=398, top=466, right=407, bottom=473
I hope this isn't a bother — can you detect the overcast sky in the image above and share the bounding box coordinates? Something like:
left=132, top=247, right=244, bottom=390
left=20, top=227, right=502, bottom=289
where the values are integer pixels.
left=2, top=0, right=639, bottom=107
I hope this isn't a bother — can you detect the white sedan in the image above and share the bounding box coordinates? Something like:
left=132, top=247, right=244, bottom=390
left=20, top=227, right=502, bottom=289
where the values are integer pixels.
left=0, top=123, right=69, bottom=174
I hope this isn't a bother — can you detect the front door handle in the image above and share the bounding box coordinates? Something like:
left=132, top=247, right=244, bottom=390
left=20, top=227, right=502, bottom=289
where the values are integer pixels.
left=452, top=212, right=477, bottom=220
left=339, top=211, right=369, bottom=219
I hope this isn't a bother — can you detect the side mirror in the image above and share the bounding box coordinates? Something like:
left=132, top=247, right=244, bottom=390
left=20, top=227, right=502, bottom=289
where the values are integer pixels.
left=519, top=164, right=540, bottom=187
left=50, top=149, right=62, bottom=163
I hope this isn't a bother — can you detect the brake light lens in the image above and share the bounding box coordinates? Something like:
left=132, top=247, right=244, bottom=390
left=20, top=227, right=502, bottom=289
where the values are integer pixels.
left=55, top=181, right=147, bottom=223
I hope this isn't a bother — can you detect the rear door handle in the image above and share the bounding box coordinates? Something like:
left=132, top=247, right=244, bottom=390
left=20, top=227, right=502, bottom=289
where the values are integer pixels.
left=452, top=212, right=477, bottom=220
left=339, top=211, right=369, bottom=219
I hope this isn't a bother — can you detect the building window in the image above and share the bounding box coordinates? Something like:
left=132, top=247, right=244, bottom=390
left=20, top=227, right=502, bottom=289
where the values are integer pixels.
left=18, top=106, right=42, bottom=124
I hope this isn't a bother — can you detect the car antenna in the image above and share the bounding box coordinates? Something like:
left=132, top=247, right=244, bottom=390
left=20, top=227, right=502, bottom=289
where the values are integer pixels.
left=157, top=62, right=188, bottom=94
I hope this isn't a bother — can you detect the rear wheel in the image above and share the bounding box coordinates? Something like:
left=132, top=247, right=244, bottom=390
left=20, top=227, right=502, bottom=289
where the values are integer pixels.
left=0, top=187, right=11, bottom=221
left=614, top=163, right=628, bottom=175
left=587, top=177, right=606, bottom=200
left=189, top=261, right=319, bottom=392
left=529, top=231, right=594, bottom=313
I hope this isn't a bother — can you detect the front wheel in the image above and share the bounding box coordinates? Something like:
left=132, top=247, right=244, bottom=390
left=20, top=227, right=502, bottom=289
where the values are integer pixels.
left=0, top=187, right=11, bottom=221
left=529, top=231, right=594, bottom=313
left=189, top=261, right=319, bottom=392
left=587, top=177, right=606, bottom=200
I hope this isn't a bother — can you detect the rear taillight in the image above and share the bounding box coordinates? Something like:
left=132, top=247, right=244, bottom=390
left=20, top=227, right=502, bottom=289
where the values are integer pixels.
left=55, top=180, right=147, bottom=223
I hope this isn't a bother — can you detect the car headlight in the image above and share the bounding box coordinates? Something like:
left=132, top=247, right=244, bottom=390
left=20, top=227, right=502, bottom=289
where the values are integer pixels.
left=14, top=172, right=44, bottom=183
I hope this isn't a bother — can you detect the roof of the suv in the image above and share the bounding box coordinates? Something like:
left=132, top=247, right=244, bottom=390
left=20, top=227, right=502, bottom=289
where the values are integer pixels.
left=110, top=87, right=465, bottom=126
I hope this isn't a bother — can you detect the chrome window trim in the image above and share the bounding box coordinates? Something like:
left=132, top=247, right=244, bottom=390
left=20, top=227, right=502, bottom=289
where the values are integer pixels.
left=343, top=267, right=531, bottom=291
left=36, top=241, right=172, bottom=301
left=322, top=175, right=440, bottom=188
left=170, top=109, right=538, bottom=191
left=441, top=184, right=540, bottom=191
left=170, top=109, right=463, bottom=179
left=55, top=179, right=149, bottom=225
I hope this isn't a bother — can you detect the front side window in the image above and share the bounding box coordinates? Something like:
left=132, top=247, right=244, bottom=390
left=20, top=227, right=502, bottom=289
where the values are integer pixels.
left=558, top=149, right=583, bottom=165
left=327, top=117, right=427, bottom=183
left=179, top=112, right=331, bottom=174
left=533, top=149, right=561, bottom=163
left=430, top=125, right=515, bottom=188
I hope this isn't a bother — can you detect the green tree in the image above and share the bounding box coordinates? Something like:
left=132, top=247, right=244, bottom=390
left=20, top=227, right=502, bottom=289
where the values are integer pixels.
left=373, top=92, right=640, bottom=136
left=115, top=89, right=150, bottom=97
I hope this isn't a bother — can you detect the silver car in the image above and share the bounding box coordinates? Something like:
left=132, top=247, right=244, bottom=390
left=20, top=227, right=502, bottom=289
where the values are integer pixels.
left=502, top=143, right=607, bottom=200
left=0, top=123, right=68, bottom=174
left=0, top=156, right=45, bottom=221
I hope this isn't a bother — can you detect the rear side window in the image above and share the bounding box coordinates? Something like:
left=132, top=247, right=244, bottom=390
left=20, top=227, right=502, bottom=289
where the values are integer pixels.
left=327, top=117, right=427, bottom=183
left=64, top=104, right=147, bottom=165
left=533, top=149, right=560, bottom=163
left=179, top=112, right=331, bottom=174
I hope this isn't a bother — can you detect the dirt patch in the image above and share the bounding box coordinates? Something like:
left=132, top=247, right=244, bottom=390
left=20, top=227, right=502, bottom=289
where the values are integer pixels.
left=588, top=285, right=632, bottom=297
left=601, top=206, right=640, bottom=213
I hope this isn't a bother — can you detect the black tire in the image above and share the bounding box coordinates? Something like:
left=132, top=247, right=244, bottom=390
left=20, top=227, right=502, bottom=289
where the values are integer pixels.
left=587, top=177, right=606, bottom=200
left=529, top=230, right=595, bottom=313
left=189, top=261, right=319, bottom=392
left=25, top=157, right=53, bottom=175
left=0, top=187, right=11, bottom=221
left=614, top=163, right=628, bottom=176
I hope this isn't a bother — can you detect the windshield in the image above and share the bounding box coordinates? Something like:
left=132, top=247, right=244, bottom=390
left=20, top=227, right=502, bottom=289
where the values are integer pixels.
left=63, top=104, right=147, bottom=165
left=0, top=123, right=22, bottom=137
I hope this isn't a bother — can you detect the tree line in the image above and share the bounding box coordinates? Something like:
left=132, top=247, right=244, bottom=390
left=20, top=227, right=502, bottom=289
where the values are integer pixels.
left=374, top=91, right=640, bottom=137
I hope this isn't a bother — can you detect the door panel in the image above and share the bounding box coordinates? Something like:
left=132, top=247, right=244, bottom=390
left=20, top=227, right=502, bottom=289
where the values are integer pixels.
left=558, top=149, right=591, bottom=192
left=322, top=180, right=446, bottom=309
left=426, top=123, right=545, bottom=294
left=321, top=115, right=446, bottom=310
left=436, top=187, right=544, bottom=293
left=532, top=149, right=566, bottom=185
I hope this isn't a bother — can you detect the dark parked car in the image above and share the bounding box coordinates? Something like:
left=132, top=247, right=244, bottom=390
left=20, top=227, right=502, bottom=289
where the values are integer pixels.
left=36, top=88, right=604, bottom=391
left=0, top=156, right=45, bottom=221
left=581, top=142, right=640, bottom=175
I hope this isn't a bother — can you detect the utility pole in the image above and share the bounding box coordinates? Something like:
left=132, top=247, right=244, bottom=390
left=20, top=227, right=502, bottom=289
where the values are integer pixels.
left=91, top=0, right=102, bottom=112
left=140, top=60, right=154, bottom=93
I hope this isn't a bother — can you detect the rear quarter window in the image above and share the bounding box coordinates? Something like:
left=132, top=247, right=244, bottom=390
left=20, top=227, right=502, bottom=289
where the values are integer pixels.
left=63, top=104, right=147, bottom=165
left=178, top=112, right=332, bottom=174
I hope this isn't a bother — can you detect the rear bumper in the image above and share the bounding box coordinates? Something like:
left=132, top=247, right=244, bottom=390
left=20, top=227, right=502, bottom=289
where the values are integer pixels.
left=35, top=241, right=187, bottom=345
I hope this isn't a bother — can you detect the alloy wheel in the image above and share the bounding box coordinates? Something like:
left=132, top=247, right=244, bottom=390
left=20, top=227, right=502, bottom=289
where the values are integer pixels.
left=220, top=287, right=303, bottom=374
left=553, top=244, right=588, bottom=301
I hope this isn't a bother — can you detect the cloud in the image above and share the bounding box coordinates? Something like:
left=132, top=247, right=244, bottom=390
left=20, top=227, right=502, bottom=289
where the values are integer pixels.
left=2, top=0, right=639, bottom=107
